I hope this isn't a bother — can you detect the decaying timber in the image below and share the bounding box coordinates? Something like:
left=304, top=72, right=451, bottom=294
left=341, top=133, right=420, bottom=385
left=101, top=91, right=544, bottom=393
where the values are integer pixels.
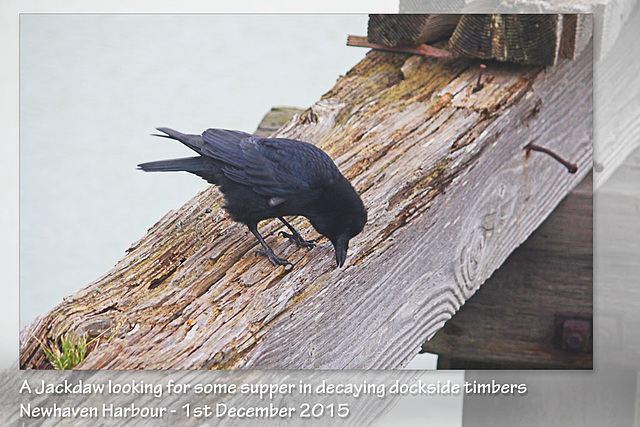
left=595, top=145, right=640, bottom=369
left=20, top=44, right=592, bottom=369
left=392, top=4, right=640, bottom=188
left=367, top=14, right=460, bottom=46
left=450, top=15, right=563, bottom=65
left=422, top=174, right=593, bottom=369
left=254, top=106, right=304, bottom=137
left=367, top=14, right=593, bottom=65
left=398, top=1, right=631, bottom=59
left=593, top=1, right=640, bottom=187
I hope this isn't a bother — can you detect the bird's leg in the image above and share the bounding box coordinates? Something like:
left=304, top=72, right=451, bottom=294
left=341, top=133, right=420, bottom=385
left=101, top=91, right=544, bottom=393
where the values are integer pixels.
left=247, top=224, right=292, bottom=267
left=278, top=217, right=316, bottom=248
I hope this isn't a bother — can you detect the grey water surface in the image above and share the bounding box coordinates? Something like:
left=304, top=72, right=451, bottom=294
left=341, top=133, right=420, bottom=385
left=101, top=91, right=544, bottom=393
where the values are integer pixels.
left=20, top=14, right=368, bottom=328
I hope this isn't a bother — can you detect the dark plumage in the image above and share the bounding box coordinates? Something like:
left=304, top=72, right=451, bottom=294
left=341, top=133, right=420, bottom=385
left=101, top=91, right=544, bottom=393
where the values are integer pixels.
left=138, top=127, right=367, bottom=267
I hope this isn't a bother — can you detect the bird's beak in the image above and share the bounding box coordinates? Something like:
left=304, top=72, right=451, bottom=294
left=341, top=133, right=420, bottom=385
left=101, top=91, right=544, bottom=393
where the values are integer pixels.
left=332, top=235, right=349, bottom=268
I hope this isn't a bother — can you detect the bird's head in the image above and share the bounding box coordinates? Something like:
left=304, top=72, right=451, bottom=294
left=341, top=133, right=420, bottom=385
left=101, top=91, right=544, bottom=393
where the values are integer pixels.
left=327, top=199, right=367, bottom=268
left=306, top=174, right=367, bottom=267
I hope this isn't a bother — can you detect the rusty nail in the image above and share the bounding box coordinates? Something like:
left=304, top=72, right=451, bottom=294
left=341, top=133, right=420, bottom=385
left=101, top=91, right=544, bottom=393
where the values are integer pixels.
left=525, top=142, right=578, bottom=174
left=473, top=63, right=486, bottom=93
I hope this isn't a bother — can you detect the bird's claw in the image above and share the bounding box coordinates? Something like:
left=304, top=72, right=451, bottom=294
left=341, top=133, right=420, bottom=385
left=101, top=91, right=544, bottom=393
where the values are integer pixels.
left=279, top=231, right=317, bottom=248
left=256, top=250, right=293, bottom=267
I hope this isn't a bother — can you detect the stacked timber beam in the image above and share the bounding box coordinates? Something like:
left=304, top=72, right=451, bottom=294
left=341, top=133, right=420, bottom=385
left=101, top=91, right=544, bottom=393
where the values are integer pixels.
left=366, top=14, right=592, bottom=65
left=392, top=5, right=640, bottom=189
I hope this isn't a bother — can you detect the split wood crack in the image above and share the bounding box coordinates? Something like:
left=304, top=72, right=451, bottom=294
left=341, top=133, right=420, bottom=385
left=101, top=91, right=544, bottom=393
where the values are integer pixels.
left=20, top=48, right=592, bottom=369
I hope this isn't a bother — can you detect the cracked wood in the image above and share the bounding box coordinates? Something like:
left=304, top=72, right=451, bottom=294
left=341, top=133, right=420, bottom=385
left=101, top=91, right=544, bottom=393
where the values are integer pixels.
left=20, top=47, right=592, bottom=369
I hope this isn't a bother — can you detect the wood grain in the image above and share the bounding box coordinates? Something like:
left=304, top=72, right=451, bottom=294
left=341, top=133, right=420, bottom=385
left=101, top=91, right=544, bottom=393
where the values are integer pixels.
left=398, top=0, right=638, bottom=60
left=422, top=174, right=592, bottom=369
left=595, top=145, right=640, bottom=369
left=367, top=14, right=460, bottom=47
left=593, top=0, right=640, bottom=188
left=20, top=45, right=592, bottom=370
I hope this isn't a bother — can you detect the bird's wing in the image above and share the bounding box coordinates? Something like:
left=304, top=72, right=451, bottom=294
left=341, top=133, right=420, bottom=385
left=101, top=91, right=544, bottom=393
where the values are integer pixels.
left=200, top=129, right=253, bottom=166
left=241, top=137, right=341, bottom=196
left=201, top=129, right=340, bottom=197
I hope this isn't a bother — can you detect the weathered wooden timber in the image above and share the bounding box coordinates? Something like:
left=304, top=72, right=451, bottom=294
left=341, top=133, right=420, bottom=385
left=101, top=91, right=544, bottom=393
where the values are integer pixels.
left=594, top=145, right=640, bottom=369
left=254, top=106, right=304, bottom=137
left=461, top=146, right=640, bottom=426
left=398, top=0, right=636, bottom=59
left=593, top=0, right=640, bottom=187
left=396, top=1, right=640, bottom=189
left=367, top=14, right=592, bottom=65
left=20, top=43, right=592, bottom=369
left=367, top=14, right=461, bottom=46
left=422, top=173, right=592, bottom=369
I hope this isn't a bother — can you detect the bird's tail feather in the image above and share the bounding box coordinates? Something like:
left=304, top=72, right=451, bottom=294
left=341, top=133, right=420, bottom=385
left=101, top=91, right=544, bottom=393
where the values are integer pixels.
left=153, top=127, right=186, bottom=141
left=137, top=156, right=207, bottom=172
left=153, top=127, right=206, bottom=153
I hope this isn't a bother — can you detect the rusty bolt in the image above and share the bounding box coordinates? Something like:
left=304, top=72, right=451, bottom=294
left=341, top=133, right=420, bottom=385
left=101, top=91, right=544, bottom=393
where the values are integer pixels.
left=554, top=316, right=592, bottom=353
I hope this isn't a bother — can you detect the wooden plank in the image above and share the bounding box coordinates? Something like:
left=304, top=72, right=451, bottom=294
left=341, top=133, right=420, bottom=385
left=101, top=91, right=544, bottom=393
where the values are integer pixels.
left=398, top=0, right=638, bottom=59
left=367, top=14, right=460, bottom=46
left=593, top=0, right=640, bottom=187
left=449, top=15, right=565, bottom=65
left=254, top=106, right=304, bottom=137
left=20, top=44, right=592, bottom=370
left=397, top=3, right=640, bottom=188
left=367, top=14, right=592, bottom=66
left=595, top=145, right=640, bottom=369
left=559, top=14, right=592, bottom=60
left=592, top=0, right=638, bottom=57
left=421, top=174, right=592, bottom=369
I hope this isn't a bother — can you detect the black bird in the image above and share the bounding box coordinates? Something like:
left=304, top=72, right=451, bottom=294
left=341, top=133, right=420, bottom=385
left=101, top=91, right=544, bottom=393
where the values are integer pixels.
left=138, top=127, right=367, bottom=268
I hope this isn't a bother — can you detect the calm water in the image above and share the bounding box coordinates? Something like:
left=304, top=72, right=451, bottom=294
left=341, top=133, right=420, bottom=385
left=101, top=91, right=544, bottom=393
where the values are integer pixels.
left=20, top=15, right=368, bottom=327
